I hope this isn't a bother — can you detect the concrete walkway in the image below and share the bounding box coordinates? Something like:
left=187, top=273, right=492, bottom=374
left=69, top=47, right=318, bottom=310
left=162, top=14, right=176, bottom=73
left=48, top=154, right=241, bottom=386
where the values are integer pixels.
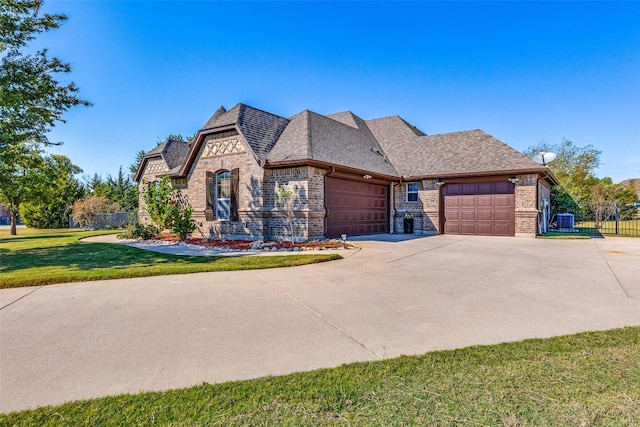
left=1, top=235, right=639, bottom=413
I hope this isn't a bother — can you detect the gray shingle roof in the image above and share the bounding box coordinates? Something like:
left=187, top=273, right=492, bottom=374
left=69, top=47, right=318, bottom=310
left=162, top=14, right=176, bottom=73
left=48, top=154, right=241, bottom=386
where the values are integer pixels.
left=268, top=110, right=398, bottom=176
left=366, top=117, right=542, bottom=178
left=143, top=103, right=548, bottom=182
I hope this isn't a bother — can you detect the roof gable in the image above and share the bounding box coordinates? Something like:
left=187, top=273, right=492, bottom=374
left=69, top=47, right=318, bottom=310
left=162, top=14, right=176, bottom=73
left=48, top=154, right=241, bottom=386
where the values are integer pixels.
left=134, top=139, right=190, bottom=181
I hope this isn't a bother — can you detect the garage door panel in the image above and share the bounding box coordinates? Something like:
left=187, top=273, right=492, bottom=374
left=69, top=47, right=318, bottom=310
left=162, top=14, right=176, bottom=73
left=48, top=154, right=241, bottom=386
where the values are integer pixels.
left=477, top=223, right=494, bottom=235
left=445, top=222, right=461, bottom=234
left=477, top=210, right=493, bottom=221
left=494, top=223, right=513, bottom=236
left=494, top=209, right=511, bottom=221
left=494, top=195, right=513, bottom=207
left=477, top=195, right=493, bottom=207
left=461, top=210, right=477, bottom=221
left=445, top=196, right=461, bottom=208
left=461, top=197, right=477, bottom=208
left=461, top=223, right=478, bottom=234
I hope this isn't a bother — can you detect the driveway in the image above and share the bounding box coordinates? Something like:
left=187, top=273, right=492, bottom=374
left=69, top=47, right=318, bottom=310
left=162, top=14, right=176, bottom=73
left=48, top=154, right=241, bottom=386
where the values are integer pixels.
left=1, top=235, right=639, bottom=413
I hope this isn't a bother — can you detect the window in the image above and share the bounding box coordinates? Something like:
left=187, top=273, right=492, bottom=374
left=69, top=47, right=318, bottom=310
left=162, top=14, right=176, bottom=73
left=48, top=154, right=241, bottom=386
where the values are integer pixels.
left=216, top=170, right=231, bottom=220
left=407, top=183, right=419, bottom=202
left=205, top=168, right=239, bottom=222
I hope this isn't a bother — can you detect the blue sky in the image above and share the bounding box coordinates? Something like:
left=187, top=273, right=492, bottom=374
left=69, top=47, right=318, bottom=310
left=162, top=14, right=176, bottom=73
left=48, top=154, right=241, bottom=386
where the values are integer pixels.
left=40, top=0, right=640, bottom=183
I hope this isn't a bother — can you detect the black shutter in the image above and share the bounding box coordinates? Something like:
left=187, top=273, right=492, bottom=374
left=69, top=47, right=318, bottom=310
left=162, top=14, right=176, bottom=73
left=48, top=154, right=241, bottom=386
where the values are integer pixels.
left=205, top=171, right=216, bottom=221
left=230, top=168, right=239, bottom=221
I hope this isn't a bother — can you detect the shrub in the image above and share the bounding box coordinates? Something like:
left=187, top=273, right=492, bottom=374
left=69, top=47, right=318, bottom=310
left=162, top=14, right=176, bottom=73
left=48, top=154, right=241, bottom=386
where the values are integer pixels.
left=71, top=196, right=117, bottom=228
left=142, top=176, right=195, bottom=239
left=119, top=222, right=158, bottom=240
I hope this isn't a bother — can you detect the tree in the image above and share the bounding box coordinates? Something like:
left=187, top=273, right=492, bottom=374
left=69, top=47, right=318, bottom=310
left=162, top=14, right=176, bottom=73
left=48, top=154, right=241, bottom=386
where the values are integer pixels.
left=105, top=166, right=137, bottom=211
left=1, top=0, right=91, bottom=149
left=70, top=195, right=116, bottom=228
left=0, top=141, right=43, bottom=234
left=526, top=139, right=638, bottom=222
left=142, top=176, right=174, bottom=229
left=161, top=133, right=197, bottom=143
left=129, top=149, right=146, bottom=177
left=19, top=154, right=84, bottom=228
left=1, top=0, right=91, bottom=234
left=526, top=139, right=602, bottom=220
left=84, top=173, right=108, bottom=197
left=142, top=176, right=195, bottom=239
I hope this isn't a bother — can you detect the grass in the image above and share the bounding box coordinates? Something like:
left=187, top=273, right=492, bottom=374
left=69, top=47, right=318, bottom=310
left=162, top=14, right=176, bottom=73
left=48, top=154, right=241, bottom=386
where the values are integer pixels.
left=537, top=230, right=592, bottom=239
left=0, top=229, right=341, bottom=288
left=1, top=327, right=638, bottom=425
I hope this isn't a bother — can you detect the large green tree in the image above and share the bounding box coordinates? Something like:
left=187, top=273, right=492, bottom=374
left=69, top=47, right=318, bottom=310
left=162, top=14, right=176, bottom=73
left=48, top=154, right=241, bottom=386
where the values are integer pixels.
left=19, top=154, right=84, bottom=228
left=0, top=0, right=91, bottom=234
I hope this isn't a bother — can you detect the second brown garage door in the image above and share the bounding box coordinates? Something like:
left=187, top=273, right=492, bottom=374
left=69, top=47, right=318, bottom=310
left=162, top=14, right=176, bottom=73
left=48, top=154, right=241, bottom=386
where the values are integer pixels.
left=325, top=177, right=389, bottom=238
left=443, top=182, right=515, bottom=236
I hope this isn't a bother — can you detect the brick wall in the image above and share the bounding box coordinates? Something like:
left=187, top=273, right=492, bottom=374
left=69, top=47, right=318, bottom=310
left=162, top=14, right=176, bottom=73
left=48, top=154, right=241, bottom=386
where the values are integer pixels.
left=263, top=166, right=326, bottom=241
left=392, top=180, right=440, bottom=234
left=514, top=174, right=539, bottom=237
left=188, top=131, right=268, bottom=240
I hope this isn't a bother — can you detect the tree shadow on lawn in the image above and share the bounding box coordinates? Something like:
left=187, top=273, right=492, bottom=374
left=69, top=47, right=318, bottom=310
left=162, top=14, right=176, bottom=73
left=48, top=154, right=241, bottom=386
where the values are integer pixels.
left=0, top=242, right=221, bottom=274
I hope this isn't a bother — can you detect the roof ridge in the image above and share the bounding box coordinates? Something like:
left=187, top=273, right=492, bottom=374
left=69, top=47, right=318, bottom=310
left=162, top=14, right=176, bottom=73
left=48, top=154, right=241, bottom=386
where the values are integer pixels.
left=306, top=110, right=313, bottom=160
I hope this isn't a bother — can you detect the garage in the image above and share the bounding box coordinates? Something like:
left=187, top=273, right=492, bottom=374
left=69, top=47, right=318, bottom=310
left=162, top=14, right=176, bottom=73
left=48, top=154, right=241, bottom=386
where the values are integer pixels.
left=325, top=176, right=389, bottom=238
left=442, top=181, right=515, bottom=236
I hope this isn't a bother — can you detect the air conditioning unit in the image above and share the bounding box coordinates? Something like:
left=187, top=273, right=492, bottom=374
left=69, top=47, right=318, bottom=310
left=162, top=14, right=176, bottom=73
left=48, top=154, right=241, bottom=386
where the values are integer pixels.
left=557, top=213, right=574, bottom=230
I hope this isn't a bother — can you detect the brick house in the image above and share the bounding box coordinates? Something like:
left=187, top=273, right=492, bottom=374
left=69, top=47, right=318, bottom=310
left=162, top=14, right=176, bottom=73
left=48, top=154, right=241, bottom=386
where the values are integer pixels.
left=135, top=103, right=556, bottom=240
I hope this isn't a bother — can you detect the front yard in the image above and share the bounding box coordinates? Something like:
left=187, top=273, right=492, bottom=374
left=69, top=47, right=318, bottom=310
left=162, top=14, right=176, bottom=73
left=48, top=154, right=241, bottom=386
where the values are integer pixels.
left=0, top=229, right=341, bottom=288
left=1, top=327, right=638, bottom=425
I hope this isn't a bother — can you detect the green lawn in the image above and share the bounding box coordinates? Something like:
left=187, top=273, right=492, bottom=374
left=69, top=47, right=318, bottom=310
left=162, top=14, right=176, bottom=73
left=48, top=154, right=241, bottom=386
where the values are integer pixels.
left=0, top=229, right=341, bottom=288
left=1, top=327, right=638, bottom=425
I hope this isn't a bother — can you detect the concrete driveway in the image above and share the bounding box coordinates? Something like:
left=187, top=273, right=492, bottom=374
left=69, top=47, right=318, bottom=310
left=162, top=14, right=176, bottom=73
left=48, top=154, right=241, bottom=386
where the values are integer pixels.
left=1, top=235, right=639, bottom=413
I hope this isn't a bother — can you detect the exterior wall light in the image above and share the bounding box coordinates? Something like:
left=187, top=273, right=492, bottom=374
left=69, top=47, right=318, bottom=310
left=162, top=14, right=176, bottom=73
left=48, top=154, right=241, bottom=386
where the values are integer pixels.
left=435, top=180, right=445, bottom=187
left=508, top=176, right=520, bottom=184
left=363, top=174, right=372, bottom=179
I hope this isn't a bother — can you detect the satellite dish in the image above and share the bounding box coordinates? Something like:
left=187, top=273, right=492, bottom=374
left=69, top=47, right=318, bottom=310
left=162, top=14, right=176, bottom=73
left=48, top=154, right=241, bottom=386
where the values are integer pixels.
left=532, top=151, right=557, bottom=166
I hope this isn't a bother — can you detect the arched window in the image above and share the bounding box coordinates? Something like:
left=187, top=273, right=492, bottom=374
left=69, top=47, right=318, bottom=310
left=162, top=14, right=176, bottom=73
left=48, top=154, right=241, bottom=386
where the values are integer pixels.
left=216, top=170, right=231, bottom=220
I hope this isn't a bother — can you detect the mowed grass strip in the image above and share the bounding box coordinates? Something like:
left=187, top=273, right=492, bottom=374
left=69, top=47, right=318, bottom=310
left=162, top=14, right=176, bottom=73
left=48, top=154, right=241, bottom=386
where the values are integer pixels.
left=1, top=327, right=638, bottom=426
left=0, top=229, right=341, bottom=288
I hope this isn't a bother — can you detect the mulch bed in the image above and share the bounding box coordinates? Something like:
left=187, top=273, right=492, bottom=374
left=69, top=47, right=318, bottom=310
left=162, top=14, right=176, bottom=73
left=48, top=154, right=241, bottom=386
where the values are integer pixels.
left=156, top=235, right=350, bottom=251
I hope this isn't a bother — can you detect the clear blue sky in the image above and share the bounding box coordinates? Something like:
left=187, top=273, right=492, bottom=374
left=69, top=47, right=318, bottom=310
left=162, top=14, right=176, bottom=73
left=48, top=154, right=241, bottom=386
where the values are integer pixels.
left=40, top=0, right=640, bottom=183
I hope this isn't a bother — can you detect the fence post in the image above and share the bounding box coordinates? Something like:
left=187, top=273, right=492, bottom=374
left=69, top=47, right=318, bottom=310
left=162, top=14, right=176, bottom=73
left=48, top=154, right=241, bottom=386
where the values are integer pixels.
left=616, top=204, right=620, bottom=235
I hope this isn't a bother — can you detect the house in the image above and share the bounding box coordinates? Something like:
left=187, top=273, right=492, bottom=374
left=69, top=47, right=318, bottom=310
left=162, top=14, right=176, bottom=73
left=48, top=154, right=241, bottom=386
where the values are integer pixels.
left=0, top=205, right=15, bottom=226
left=135, top=103, right=556, bottom=240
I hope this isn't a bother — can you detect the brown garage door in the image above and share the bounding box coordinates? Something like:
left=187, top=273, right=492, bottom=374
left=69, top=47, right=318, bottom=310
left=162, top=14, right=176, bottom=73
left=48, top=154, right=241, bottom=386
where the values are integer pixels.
left=325, top=177, right=389, bottom=238
left=443, top=182, right=515, bottom=236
